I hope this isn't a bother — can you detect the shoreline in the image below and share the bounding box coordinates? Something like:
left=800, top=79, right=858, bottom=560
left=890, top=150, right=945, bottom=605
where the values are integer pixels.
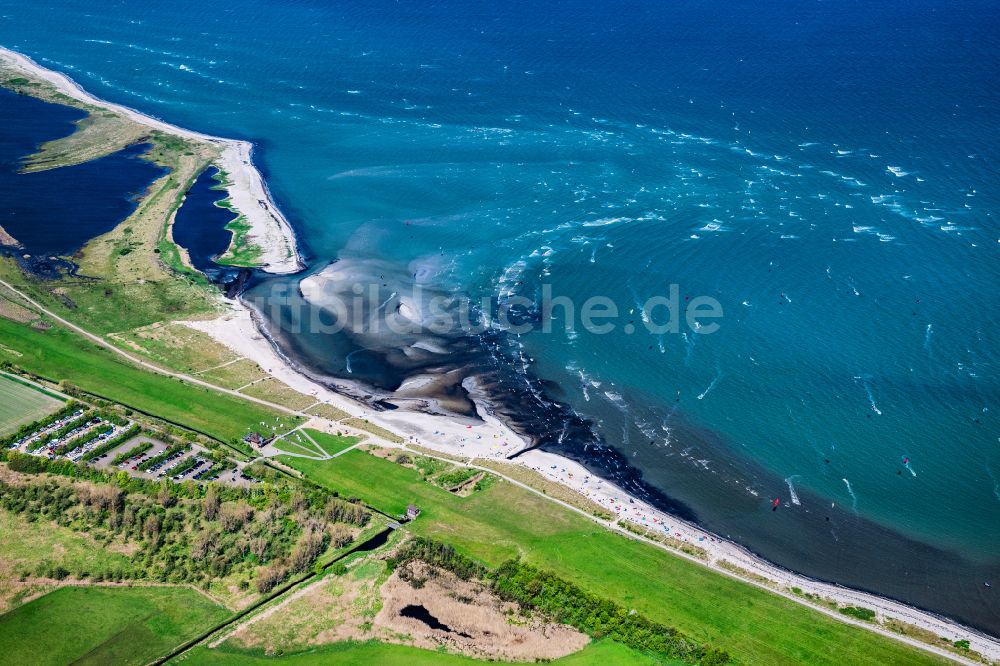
left=1, top=44, right=997, bottom=663
left=0, top=45, right=302, bottom=275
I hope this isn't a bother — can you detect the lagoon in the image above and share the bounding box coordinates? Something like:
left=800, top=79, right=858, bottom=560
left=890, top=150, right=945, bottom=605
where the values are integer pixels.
left=0, top=87, right=163, bottom=258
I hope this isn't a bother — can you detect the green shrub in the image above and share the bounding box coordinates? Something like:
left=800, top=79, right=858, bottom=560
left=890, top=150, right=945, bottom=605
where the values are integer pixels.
left=111, top=440, right=153, bottom=466
left=839, top=606, right=876, bottom=622
left=81, top=424, right=141, bottom=462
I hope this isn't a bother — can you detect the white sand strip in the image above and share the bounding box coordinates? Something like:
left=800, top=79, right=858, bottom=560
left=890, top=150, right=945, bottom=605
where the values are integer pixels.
left=180, top=304, right=528, bottom=458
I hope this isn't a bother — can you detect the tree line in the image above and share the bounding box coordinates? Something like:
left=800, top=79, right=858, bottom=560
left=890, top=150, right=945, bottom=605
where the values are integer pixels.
left=0, top=451, right=371, bottom=594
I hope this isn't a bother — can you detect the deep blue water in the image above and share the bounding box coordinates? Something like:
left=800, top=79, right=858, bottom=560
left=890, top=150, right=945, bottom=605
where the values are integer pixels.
left=172, top=167, right=234, bottom=273
left=0, top=87, right=163, bottom=256
left=1, top=0, right=998, bottom=630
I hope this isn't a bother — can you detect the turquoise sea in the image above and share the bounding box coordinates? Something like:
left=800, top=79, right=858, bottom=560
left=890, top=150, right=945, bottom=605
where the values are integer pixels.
left=1, top=0, right=997, bottom=630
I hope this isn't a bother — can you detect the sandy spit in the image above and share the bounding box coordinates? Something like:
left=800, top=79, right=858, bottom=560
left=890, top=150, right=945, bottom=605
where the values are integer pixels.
left=0, top=46, right=302, bottom=274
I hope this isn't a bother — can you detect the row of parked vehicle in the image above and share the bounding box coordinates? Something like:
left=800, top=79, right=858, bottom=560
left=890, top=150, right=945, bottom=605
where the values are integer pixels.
left=9, top=410, right=86, bottom=451
left=24, top=417, right=122, bottom=461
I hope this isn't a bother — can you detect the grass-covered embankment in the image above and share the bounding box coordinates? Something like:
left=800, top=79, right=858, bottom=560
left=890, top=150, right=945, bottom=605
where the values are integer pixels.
left=183, top=639, right=683, bottom=666
left=276, top=448, right=949, bottom=666
left=0, top=315, right=298, bottom=443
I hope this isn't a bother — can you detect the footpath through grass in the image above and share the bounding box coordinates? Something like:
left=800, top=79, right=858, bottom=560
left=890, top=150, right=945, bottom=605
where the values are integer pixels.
left=278, top=448, right=948, bottom=666
left=0, top=317, right=300, bottom=443
left=0, top=586, right=230, bottom=666
left=0, top=373, right=64, bottom=436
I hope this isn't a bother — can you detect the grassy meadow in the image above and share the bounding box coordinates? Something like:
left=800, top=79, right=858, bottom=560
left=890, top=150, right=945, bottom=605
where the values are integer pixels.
left=0, top=586, right=229, bottom=666
left=303, top=429, right=360, bottom=457
left=183, top=639, right=680, bottom=666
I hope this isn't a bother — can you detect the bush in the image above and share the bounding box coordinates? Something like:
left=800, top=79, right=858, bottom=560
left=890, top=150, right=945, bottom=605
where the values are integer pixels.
left=324, top=496, right=370, bottom=526
left=434, top=467, right=480, bottom=489
left=490, top=559, right=726, bottom=663
left=111, top=440, right=153, bottom=466
left=53, top=423, right=114, bottom=456
left=289, top=529, right=328, bottom=573
left=839, top=606, right=876, bottom=622
left=137, top=442, right=189, bottom=471
left=255, top=564, right=286, bottom=593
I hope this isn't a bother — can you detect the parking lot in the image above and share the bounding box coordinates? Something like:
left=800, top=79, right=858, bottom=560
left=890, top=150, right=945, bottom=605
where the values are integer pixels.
left=7, top=409, right=255, bottom=488
left=90, top=436, right=256, bottom=487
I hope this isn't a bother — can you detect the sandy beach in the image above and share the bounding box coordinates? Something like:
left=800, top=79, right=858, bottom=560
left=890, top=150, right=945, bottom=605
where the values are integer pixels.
left=181, top=303, right=528, bottom=456
left=2, top=43, right=998, bottom=664
left=0, top=46, right=302, bottom=274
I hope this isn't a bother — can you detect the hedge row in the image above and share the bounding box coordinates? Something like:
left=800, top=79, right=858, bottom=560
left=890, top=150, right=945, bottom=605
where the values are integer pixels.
left=80, top=424, right=141, bottom=462
left=111, top=440, right=154, bottom=466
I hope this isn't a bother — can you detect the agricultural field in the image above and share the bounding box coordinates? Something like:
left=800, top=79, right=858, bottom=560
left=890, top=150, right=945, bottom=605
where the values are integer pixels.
left=0, top=586, right=230, bottom=666
left=0, top=374, right=64, bottom=437
left=277, top=449, right=948, bottom=666
left=0, top=292, right=38, bottom=324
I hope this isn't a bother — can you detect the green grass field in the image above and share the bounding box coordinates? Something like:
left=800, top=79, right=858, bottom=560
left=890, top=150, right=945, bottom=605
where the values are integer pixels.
left=303, top=429, right=359, bottom=456
left=272, top=437, right=320, bottom=458
left=0, top=586, right=230, bottom=666
left=0, top=374, right=64, bottom=437
left=277, top=449, right=947, bottom=666
left=0, top=509, right=134, bottom=612
left=183, top=638, right=678, bottom=666
left=0, top=317, right=301, bottom=443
